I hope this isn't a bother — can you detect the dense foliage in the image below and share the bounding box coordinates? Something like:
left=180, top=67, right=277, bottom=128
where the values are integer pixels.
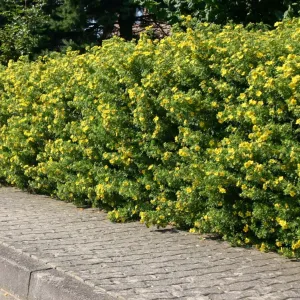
left=0, top=0, right=140, bottom=63
left=0, top=0, right=48, bottom=64
left=0, top=18, right=299, bottom=257
left=1, top=0, right=300, bottom=63
left=139, top=0, right=300, bottom=25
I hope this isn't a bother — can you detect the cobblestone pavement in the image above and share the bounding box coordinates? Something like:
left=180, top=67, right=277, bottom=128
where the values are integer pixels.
left=0, top=187, right=300, bottom=300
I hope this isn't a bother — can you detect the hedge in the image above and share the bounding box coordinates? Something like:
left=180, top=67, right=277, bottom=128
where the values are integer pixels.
left=0, top=17, right=299, bottom=257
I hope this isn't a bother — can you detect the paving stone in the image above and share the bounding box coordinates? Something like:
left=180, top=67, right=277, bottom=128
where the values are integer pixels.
left=0, top=289, right=18, bottom=300
left=0, top=187, right=300, bottom=300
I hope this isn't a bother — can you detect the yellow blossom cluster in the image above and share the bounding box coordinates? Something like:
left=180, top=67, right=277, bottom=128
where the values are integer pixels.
left=0, top=18, right=299, bottom=258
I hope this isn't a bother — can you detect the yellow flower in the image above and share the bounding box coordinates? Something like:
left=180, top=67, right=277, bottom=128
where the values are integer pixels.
left=276, top=217, right=288, bottom=229
left=243, top=224, right=249, bottom=233
left=218, top=187, right=226, bottom=194
left=186, top=187, right=192, bottom=194
left=178, top=148, right=189, bottom=157
left=194, top=221, right=201, bottom=228
left=153, top=116, right=159, bottom=122
left=274, top=21, right=282, bottom=27
left=244, top=160, right=254, bottom=168
left=209, top=140, right=215, bottom=147
left=162, top=152, right=171, bottom=160
left=128, top=89, right=135, bottom=99
left=221, top=68, right=227, bottom=76
left=256, top=52, right=264, bottom=58
left=145, top=185, right=151, bottom=190
left=256, top=91, right=262, bottom=97
left=260, top=243, right=266, bottom=252
left=292, top=240, right=300, bottom=250
left=264, top=78, right=274, bottom=88
left=289, top=75, right=300, bottom=89
left=82, top=125, right=89, bottom=132
left=249, top=99, right=257, bottom=105
left=217, top=112, right=223, bottom=118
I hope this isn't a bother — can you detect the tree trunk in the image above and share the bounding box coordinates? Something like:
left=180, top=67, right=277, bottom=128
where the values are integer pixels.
left=118, top=9, right=135, bottom=40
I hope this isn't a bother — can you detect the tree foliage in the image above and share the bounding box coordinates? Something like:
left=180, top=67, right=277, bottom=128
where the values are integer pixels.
left=1, top=0, right=300, bottom=63
left=0, top=0, right=140, bottom=62
left=48, top=0, right=138, bottom=49
left=137, top=0, right=300, bottom=26
left=0, top=0, right=48, bottom=63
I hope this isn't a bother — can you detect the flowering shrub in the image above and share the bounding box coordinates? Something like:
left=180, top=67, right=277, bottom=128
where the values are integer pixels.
left=0, top=18, right=299, bottom=257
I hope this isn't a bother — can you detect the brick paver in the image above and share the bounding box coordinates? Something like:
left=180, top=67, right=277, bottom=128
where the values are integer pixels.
left=0, top=187, right=299, bottom=300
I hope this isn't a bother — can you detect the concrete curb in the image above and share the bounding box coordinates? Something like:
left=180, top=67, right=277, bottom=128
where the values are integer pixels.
left=0, top=244, right=116, bottom=300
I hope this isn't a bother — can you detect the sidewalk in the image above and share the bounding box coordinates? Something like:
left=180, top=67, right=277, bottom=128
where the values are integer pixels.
left=0, top=187, right=299, bottom=300
left=0, top=289, right=18, bottom=300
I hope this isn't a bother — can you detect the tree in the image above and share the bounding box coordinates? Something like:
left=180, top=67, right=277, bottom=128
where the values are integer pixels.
left=0, top=0, right=49, bottom=63
left=0, top=0, right=141, bottom=62
left=47, top=0, right=139, bottom=50
left=136, top=0, right=300, bottom=26
left=2, top=0, right=298, bottom=64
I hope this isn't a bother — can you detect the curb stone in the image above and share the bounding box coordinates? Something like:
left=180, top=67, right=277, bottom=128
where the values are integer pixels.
left=0, top=244, right=117, bottom=300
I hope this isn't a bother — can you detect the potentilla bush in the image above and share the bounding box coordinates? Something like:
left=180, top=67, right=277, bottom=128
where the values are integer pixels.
left=0, top=17, right=299, bottom=257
